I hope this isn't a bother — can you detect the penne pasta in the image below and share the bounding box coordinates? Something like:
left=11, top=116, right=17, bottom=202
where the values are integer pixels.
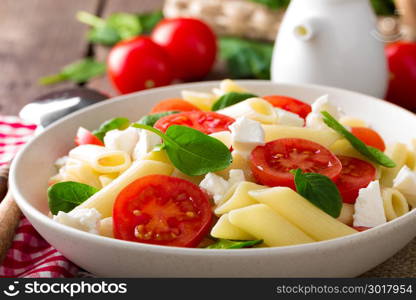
left=228, top=204, right=315, bottom=246
left=73, top=160, right=174, bottom=218
left=215, top=181, right=264, bottom=215
left=217, top=98, right=277, bottom=124
left=215, top=151, right=254, bottom=182
left=181, top=90, right=217, bottom=111
left=209, top=131, right=232, bottom=149
left=405, top=150, right=416, bottom=170
left=142, top=149, right=171, bottom=165
left=338, top=116, right=367, bottom=128
left=61, top=158, right=102, bottom=189
left=210, top=213, right=255, bottom=240
left=98, top=173, right=118, bottom=187
left=220, top=79, right=249, bottom=94
left=380, top=143, right=408, bottom=187
left=69, top=145, right=131, bottom=174
left=249, top=187, right=357, bottom=241
left=171, top=168, right=204, bottom=185
left=263, top=125, right=341, bottom=147
left=382, top=188, right=409, bottom=221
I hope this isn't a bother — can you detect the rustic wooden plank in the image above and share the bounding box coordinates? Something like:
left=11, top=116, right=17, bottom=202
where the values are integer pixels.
left=88, top=0, right=165, bottom=96
left=0, top=0, right=100, bottom=115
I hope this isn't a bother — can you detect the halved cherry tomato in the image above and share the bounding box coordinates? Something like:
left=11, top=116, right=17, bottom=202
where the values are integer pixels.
left=335, top=156, right=376, bottom=204
left=150, top=98, right=200, bottom=114
left=74, top=127, right=103, bottom=146
left=262, top=95, right=312, bottom=119
left=250, top=138, right=342, bottom=189
left=350, top=127, right=386, bottom=152
left=113, top=175, right=212, bottom=247
left=154, top=111, right=235, bottom=134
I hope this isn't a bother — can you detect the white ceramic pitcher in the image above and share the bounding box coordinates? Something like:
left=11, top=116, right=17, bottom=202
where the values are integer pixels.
left=271, top=0, right=388, bottom=98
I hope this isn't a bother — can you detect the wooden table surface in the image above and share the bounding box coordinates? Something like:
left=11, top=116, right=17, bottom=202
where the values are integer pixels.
left=0, top=0, right=415, bottom=278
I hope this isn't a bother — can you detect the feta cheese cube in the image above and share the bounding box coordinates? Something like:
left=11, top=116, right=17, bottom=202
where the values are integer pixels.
left=305, top=94, right=343, bottom=129
left=274, top=108, right=304, bottom=127
left=104, top=127, right=139, bottom=156
left=133, top=129, right=162, bottom=160
left=229, top=117, right=265, bottom=158
left=393, top=165, right=416, bottom=207
left=199, top=173, right=229, bottom=204
left=353, top=180, right=387, bottom=227
left=54, top=208, right=102, bottom=234
left=200, top=169, right=246, bottom=204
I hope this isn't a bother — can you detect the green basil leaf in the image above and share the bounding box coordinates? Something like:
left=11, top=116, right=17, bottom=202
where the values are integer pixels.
left=48, top=181, right=99, bottom=215
left=93, top=117, right=131, bottom=141
left=77, top=11, right=121, bottom=46
left=137, top=11, right=164, bottom=33
left=291, top=169, right=342, bottom=218
left=206, top=239, right=263, bottom=249
left=164, top=125, right=233, bottom=176
left=212, top=92, right=257, bottom=111
left=39, top=58, right=106, bottom=85
left=321, top=111, right=395, bottom=168
left=249, top=0, right=290, bottom=10
left=219, top=37, right=273, bottom=80
left=107, top=13, right=142, bottom=40
left=370, top=0, right=396, bottom=16
left=138, top=111, right=180, bottom=127
left=77, top=11, right=162, bottom=46
left=87, top=25, right=121, bottom=46
left=77, top=11, right=141, bottom=46
left=132, top=124, right=232, bottom=176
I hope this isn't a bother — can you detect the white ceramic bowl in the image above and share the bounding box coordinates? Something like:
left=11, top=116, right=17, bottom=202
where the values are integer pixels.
left=10, top=80, right=416, bottom=277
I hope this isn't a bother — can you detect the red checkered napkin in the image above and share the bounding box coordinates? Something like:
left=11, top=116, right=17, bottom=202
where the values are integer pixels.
left=0, top=116, right=79, bottom=278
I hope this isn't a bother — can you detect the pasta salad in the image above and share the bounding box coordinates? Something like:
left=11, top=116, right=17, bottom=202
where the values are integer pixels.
left=47, top=79, right=416, bottom=249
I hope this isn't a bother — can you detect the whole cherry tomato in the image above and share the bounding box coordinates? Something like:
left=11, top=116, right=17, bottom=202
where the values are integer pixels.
left=107, top=36, right=174, bottom=94
left=385, top=42, right=416, bottom=111
left=151, top=18, right=217, bottom=81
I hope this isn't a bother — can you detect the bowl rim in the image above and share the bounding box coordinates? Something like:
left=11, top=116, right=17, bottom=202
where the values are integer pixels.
left=10, top=79, right=416, bottom=256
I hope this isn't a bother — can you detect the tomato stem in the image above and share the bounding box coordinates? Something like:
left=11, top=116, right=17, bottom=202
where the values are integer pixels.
left=38, top=73, right=67, bottom=85
left=76, top=11, right=105, bottom=28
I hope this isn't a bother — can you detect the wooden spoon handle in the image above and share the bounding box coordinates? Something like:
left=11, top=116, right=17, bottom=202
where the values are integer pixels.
left=0, top=165, right=9, bottom=201
left=0, top=165, right=21, bottom=264
left=395, top=0, right=416, bottom=41
left=0, top=189, right=21, bottom=263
